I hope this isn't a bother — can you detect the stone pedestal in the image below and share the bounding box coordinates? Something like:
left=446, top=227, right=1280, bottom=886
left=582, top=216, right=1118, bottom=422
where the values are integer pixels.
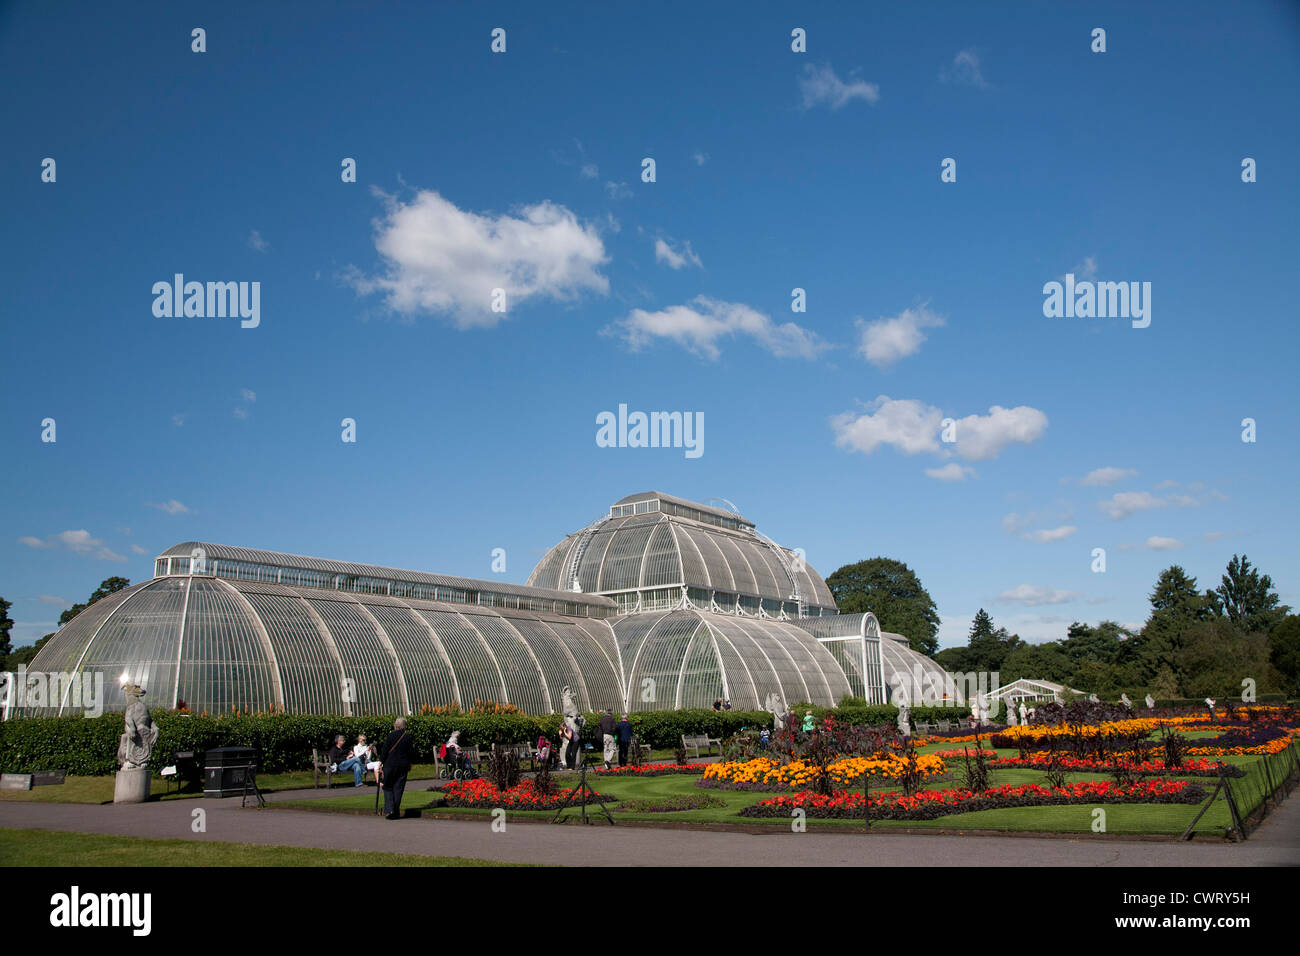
left=114, top=767, right=150, bottom=804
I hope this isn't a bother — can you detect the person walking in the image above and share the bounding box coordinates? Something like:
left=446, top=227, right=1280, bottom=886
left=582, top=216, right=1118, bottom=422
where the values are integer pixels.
left=615, top=713, right=634, bottom=766
left=379, top=717, right=414, bottom=819
left=598, top=708, right=617, bottom=769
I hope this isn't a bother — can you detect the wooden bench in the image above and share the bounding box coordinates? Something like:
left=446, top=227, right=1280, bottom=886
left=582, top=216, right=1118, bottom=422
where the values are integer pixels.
left=312, top=748, right=338, bottom=788
left=681, top=734, right=722, bottom=759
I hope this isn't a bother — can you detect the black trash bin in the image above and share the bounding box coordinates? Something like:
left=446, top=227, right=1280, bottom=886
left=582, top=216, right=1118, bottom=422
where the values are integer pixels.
left=203, top=746, right=257, bottom=798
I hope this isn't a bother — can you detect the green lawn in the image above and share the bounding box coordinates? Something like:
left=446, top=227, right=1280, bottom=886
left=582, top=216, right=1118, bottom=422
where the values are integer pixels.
left=0, top=827, right=524, bottom=866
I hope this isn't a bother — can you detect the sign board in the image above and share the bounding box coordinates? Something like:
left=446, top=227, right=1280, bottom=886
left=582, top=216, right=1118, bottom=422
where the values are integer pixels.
left=0, top=773, right=33, bottom=791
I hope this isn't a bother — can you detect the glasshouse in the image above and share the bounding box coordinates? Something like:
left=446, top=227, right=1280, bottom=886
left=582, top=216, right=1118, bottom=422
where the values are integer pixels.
left=19, top=492, right=952, bottom=716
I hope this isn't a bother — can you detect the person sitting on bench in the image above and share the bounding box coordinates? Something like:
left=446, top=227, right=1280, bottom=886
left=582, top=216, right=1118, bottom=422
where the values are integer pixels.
left=329, top=734, right=366, bottom=787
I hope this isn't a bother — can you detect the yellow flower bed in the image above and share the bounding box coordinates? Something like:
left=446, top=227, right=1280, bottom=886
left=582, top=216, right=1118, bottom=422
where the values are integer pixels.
left=996, top=718, right=1160, bottom=739
left=703, top=754, right=946, bottom=788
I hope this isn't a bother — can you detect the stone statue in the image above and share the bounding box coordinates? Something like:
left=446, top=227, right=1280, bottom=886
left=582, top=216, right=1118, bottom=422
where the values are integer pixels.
left=1120, top=693, right=1133, bottom=709
left=896, top=700, right=911, bottom=737
left=1018, top=701, right=1028, bottom=725
left=114, top=681, right=158, bottom=803
left=558, top=685, right=581, bottom=769
left=1145, top=694, right=1156, bottom=710
left=117, top=682, right=159, bottom=770
left=764, top=692, right=787, bottom=733
left=1006, top=703, right=1017, bottom=726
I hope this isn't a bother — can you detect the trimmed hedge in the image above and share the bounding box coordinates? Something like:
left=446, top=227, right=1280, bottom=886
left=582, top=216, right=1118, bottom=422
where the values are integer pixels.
left=0, top=704, right=942, bottom=776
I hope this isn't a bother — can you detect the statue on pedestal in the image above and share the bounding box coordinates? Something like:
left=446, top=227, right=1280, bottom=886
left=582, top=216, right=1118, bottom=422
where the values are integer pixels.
left=1120, top=693, right=1133, bottom=710
left=1018, top=701, right=1028, bottom=725
left=558, top=685, right=582, bottom=769
left=896, top=699, right=911, bottom=737
left=117, top=681, right=159, bottom=771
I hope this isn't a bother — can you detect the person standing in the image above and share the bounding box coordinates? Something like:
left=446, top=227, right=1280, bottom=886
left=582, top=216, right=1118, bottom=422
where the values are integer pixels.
left=615, top=714, right=633, bottom=766
left=379, top=717, right=414, bottom=819
left=598, top=709, right=617, bottom=769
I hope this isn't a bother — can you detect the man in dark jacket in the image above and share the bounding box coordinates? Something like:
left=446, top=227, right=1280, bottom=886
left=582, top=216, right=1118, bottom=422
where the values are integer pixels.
left=380, top=717, right=414, bottom=819
left=615, top=714, right=634, bottom=766
left=598, top=709, right=617, bottom=769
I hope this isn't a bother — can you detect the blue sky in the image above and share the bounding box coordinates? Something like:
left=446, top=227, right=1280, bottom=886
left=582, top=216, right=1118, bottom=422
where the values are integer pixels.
left=3, top=1, right=1298, bottom=651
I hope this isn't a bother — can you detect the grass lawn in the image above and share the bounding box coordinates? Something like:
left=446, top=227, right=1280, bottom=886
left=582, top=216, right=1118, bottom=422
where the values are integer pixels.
left=0, top=827, right=523, bottom=866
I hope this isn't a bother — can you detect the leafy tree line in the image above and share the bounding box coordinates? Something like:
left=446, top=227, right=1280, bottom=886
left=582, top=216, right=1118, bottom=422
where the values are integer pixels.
left=0, top=577, right=130, bottom=671
left=933, top=555, right=1298, bottom=699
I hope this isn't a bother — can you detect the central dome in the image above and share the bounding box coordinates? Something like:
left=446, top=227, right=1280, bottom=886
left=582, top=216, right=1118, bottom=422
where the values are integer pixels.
left=527, top=491, right=837, bottom=617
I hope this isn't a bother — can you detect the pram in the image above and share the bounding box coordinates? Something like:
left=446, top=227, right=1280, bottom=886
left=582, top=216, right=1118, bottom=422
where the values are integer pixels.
left=437, top=743, right=478, bottom=780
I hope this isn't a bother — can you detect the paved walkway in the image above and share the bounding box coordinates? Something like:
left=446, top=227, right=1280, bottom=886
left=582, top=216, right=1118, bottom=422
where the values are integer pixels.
left=3, top=784, right=1299, bottom=866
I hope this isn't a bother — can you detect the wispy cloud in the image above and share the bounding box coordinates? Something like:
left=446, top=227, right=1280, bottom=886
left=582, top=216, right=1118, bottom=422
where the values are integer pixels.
left=653, top=237, right=703, bottom=270
left=149, top=499, right=190, bottom=516
left=18, top=530, right=126, bottom=562
left=925, top=463, right=975, bottom=482
left=247, top=229, right=269, bottom=252
left=997, top=584, right=1080, bottom=607
left=692, top=151, right=709, bottom=166
left=234, top=388, right=256, bottom=419
left=1099, top=484, right=1222, bottom=520
left=941, top=49, right=989, bottom=89
left=606, top=296, right=827, bottom=361
left=1079, top=466, right=1137, bottom=486
left=799, top=63, right=880, bottom=110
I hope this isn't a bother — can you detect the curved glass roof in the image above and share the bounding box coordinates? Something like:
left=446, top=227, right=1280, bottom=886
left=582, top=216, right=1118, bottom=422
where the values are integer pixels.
left=23, top=575, right=625, bottom=718
left=611, top=608, right=851, bottom=712
left=528, top=493, right=836, bottom=611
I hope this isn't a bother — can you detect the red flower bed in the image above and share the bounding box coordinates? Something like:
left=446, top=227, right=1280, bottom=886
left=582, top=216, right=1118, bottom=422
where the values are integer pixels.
left=989, top=754, right=1244, bottom=777
left=933, top=748, right=996, bottom=759
left=440, top=778, right=610, bottom=810
left=738, top=779, right=1204, bottom=820
left=590, top=763, right=703, bottom=776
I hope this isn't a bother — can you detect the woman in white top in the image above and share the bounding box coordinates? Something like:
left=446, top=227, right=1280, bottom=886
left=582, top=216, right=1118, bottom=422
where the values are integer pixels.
left=353, top=734, right=380, bottom=784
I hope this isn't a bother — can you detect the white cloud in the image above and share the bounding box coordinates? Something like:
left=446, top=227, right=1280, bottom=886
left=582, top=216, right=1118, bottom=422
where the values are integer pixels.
left=857, top=305, right=944, bottom=367
left=130, top=544, right=148, bottom=555
left=1024, top=525, right=1078, bottom=543
left=247, top=230, right=269, bottom=252
left=832, top=397, right=944, bottom=457
left=1059, top=257, right=1098, bottom=281
left=18, top=530, right=125, bottom=562
left=654, top=237, right=703, bottom=270
left=941, top=49, right=989, bottom=89
left=580, top=163, right=599, bottom=179
left=171, top=414, right=184, bottom=427
left=998, top=584, right=1080, bottom=607
left=604, top=181, right=632, bottom=200
left=37, top=595, right=70, bottom=607
left=925, top=463, right=975, bottom=481
left=947, top=405, right=1049, bottom=461
left=150, top=499, right=190, bottom=516
left=799, top=63, right=880, bottom=110
left=832, top=397, right=1048, bottom=462
left=1099, top=491, right=1165, bottom=519
left=240, top=388, right=256, bottom=403
left=692, top=151, right=709, bottom=166
left=1079, top=466, right=1137, bottom=487
left=350, top=189, right=610, bottom=328
left=1145, top=536, right=1185, bottom=551
left=607, top=296, right=826, bottom=361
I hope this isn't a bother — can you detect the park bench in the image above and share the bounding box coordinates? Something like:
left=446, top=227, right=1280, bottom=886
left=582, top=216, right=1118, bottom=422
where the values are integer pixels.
left=311, top=748, right=337, bottom=788
left=681, top=734, right=722, bottom=759
left=937, top=719, right=952, bottom=733
left=913, top=721, right=933, bottom=736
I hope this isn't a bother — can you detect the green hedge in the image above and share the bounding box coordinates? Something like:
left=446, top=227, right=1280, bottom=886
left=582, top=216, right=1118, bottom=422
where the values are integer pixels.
left=0, top=704, right=948, bottom=776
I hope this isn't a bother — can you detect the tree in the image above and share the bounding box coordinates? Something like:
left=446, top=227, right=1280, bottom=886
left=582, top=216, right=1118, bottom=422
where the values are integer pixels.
left=0, top=597, right=12, bottom=663
left=1175, top=619, right=1282, bottom=698
left=1213, top=555, right=1289, bottom=634
left=58, top=576, right=130, bottom=627
left=1269, top=614, right=1300, bottom=695
left=934, top=609, right=1022, bottom=674
left=5, top=632, right=53, bottom=669
left=1131, top=566, right=1212, bottom=683
left=1001, top=641, right=1073, bottom=684
left=826, top=557, right=940, bottom=655
left=1061, top=621, right=1126, bottom=667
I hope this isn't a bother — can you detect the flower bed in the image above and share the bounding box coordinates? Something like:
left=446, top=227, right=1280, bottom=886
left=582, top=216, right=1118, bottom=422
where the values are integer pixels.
left=615, top=794, right=727, bottom=813
left=988, top=754, right=1245, bottom=777
left=590, top=762, right=703, bottom=776
left=699, top=754, right=946, bottom=791
left=440, top=778, right=611, bottom=810
left=933, top=748, right=997, bottom=759
left=738, top=779, right=1205, bottom=821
